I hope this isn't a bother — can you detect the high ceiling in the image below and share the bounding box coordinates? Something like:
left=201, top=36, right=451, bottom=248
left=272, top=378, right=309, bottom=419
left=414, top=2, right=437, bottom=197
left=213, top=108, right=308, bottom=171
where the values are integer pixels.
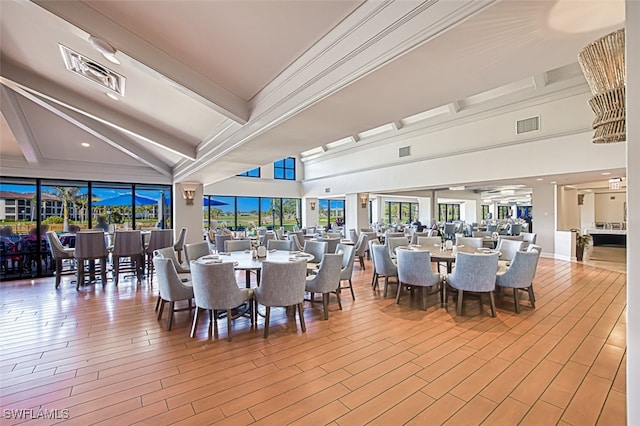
left=0, top=0, right=625, bottom=190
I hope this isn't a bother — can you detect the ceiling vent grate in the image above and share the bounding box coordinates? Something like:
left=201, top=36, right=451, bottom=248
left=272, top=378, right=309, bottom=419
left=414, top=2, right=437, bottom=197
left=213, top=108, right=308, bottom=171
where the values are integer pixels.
left=399, top=146, right=411, bottom=158
left=325, top=187, right=331, bottom=193
left=516, top=116, right=540, bottom=134
left=59, top=44, right=125, bottom=96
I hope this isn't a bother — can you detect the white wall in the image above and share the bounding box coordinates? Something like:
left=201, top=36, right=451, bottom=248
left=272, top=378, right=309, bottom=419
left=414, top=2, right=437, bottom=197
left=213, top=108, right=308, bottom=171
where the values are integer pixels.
left=595, top=192, right=627, bottom=223
left=557, top=186, right=580, bottom=231
left=531, top=182, right=555, bottom=258
left=173, top=182, right=205, bottom=246
left=580, top=192, right=595, bottom=232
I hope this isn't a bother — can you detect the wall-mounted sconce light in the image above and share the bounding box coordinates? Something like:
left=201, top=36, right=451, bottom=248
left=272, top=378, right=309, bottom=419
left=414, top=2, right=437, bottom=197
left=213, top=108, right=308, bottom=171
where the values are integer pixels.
left=310, top=201, right=316, bottom=210
left=180, top=182, right=198, bottom=205
left=360, top=195, right=368, bottom=208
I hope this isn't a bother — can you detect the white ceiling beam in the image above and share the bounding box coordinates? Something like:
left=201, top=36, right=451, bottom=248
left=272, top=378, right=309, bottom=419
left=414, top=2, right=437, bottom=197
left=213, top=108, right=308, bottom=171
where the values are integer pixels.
left=532, top=73, right=548, bottom=90
left=2, top=85, right=172, bottom=177
left=32, top=0, right=249, bottom=125
left=1, top=60, right=196, bottom=160
left=448, top=101, right=461, bottom=115
left=0, top=86, right=40, bottom=164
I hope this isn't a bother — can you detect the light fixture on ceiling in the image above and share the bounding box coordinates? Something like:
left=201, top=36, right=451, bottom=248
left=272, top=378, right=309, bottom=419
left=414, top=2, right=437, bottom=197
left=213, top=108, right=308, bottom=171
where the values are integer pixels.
left=81, top=142, right=90, bottom=147
left=180, top=182, right=198, bottom=206
left=536, top=178, right=544, bottom=181
left=601, top=172, right=612, bottom=175
left=550, top=181, right=557, bottom=184
left=449, top=185, right=465, bottom=191
left=500, top=189, right=515, bottom=196
left=89, top=35, right=120, bottom=65
left=578, top=28, right=625, bottom=143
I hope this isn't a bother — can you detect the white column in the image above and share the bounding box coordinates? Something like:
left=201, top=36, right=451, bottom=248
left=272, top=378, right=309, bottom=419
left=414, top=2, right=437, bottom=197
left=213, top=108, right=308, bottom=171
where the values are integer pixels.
left=626, top=0, right=639, bottom=421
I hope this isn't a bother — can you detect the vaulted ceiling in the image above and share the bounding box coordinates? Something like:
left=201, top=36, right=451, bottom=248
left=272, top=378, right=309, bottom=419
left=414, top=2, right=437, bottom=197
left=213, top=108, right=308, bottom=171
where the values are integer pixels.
left=0, top=0, right=625, bottom=187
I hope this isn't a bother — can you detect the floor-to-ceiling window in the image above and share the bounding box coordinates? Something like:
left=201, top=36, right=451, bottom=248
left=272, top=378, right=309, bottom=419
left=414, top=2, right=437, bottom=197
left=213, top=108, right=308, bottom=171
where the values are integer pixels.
left=384, top=201, right=419, bottom=224
left=205, top=195, right=301, bottom=231
left=318, top=199, right=344, bottom=228
left=438, top=203, right=460, bottom=222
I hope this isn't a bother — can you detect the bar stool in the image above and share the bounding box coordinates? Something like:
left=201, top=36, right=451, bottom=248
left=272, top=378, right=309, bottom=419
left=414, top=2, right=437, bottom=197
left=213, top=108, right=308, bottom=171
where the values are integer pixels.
left=145, top=229, right=173, bottom=281
left=74, top=231, right=108, bottom=290
left=112, top=230, right=144, bottom=286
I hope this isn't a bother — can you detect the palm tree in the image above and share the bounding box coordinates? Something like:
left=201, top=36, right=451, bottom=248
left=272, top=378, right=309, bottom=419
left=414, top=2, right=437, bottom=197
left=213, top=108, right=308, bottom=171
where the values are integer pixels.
left=47, top=187, right=81, bottom=232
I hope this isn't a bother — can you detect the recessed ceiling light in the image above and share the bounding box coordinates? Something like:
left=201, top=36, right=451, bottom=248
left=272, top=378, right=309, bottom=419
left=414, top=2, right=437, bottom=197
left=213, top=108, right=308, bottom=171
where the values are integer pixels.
left=601, top=172, right=612, bottom=175
left=89, top=35, right=120, bottom=65
left=449, top=186, right=465, bottom=191
left=536, top=178, right=544, bottom=181
left=105, top=92, right=119, bottom=100
left=81, top=142, right=90, bottom=147
left=550, top=181, right=557, bottom=184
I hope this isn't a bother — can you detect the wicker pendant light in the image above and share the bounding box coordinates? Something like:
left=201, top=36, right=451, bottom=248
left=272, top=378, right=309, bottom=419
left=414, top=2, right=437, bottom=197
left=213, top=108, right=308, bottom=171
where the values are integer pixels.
left=578, top=28, right=626, bottom=143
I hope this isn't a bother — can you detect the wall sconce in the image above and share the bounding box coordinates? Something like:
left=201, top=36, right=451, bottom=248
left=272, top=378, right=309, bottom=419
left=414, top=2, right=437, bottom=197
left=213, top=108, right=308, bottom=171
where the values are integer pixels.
left=180, top=182, right=198, bottom=206
left=360, top=195, right=368, bottom=208
left=310, top=201, right=316, bottom=210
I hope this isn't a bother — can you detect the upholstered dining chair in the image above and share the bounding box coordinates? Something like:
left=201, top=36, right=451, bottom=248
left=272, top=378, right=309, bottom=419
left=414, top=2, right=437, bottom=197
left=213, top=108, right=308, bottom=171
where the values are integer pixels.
left=336, top=243, right=356, bottom=300
left=456, top=237, right=483, bottom=249
left=111, top=230, right=144, bottom=286
left=486, top=224, right=498, bottom=233
left=305, top=253, right=343, bottom=320
left=74, top=230, right=109, bottom=290
left=396, top=249, right=443, bottom=310
left=225, top=239, right=251, bottom=252
left=446, top=251, right=499, bottom=317
left=496, top=238, right=525, bottom=264
left=495, top=250, right=540, bottom=313
left=317, top=236, right=340, bottom=254
left=275, top=227, right=286, bottom=240
left=153, top=257, right=194, bottom=331
left=214, top=234, right=232, bottom=252
left=267, top=239, right=293, bottom=251
left=288, top=233, right=304, bottom=251
left=255, top=260, right=307, bottom=338
left=371, top=243, right=398, bottom=297
left=173, top=227, right=188, bottom=263
left=144, top=229, right=173, bottom=282
left=410, top=232, right=430, bottom=245
left=526, top=244, right=542, bottom=304
left=183, top=241, right=210, bottom=264
left=289, top=231, right=305, bottom=248
left=348, top=229, right=359, bottom=244
left=153, top=246, right=190, bottom=312
left=508, top=223, right=522, bottom=236
left=261, top=231, right=276, bottom=246
left=386, top=236, right=409, bottom=259
left=368, top=239, right=380, bottom=287
left=443, top=223, right=456, bottom=240
left=303, top=240, right=328, bottom=267
left=416, top=236, right=442, bottom=248
left=361, top=231, right=378, bottom=259
left=190, top=260, right=254, bottom=340
left=353, top=232, right=369, bottom=270
left=520, top=232, right=537, bottom=247
left=46, top=231, right=75, bottom=289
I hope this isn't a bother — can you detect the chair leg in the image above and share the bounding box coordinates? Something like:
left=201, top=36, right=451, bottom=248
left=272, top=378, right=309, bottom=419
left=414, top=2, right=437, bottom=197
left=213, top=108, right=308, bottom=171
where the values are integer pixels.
left=372, top=272, right=379, bottom=290
left=157, top=299, right=165, bottom=320
left=113, top=257, right=120, bottom=286
left=263, top=306, right=271, bottom=338
left=528, top=286, right=536, bottom=309
left=155, top=295, right=161, bottom=312
left=395, top=282, right=403, bottom=304
left=513, top=288, right=521, bottom=314
left=335, top=289, right=342, bottom=310
left=55, top=259, right=62, bottom=289
left=322, top=293, right=329, bottom=320
left=166, top=301, right=175, bottom=331
left=250, top=299, right=256, bottom=327
left=76, top=260, right=84, bottom=290
left=213, top=309, right=218, bottom=339
left=457, top=289, right=464, bottom=316
left=489, top=292, right=496, bottom=317
left=190, top=307, right=199, bottom=338
left=348, top=279, right=355, bottom=300
left=383, top=276, right=389, bottom=297
left=421, top=287, right=428, bottom=311
left=100, top=258, right=107, bottom=287
left=226, top=309, right=233, bottom=342
left=297, top=303, right=306, bottom=333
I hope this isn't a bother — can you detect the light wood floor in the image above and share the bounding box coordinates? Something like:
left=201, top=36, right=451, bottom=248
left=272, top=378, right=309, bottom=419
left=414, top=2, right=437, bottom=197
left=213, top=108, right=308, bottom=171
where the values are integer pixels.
left=0, top=256, right=626, bottom=425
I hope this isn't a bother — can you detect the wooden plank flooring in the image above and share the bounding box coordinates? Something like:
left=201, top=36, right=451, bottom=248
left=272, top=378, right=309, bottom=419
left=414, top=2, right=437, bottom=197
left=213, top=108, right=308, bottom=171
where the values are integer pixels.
left=0, top=256, right=626, bottom=425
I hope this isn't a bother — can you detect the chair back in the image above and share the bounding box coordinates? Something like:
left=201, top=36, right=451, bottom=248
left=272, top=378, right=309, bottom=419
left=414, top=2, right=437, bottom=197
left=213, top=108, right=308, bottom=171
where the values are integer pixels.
left=190, top=260, right=248, bottom=310
left=214, top=234, right=232, bottom=252
left=473, top=231, right=491, bottom=237
left=257, top=260, right=307, bottom=306
left=509, top=223, right=522, bottom=236
left=112, top=230, right=143, bottom=257
left=305, top=253, right=343, bottom=293
left=336, top=243, right=355, bottom=281
left=354, top=233, right=369, bottom=257
left=443, top=223, right=456, bottom=239
left=385, top=232, right=405, bottom=239
left=527, top=244, right=542, bottom=277
left=372, top=243, right=397, bottom=277
left=46, top=231, right=73, bottom=259
left=154, top=247, right=189, bottom=273
left=416, top=236, right=441, bottom=248
left=456, top=237, right=483, bottom=248
left=487, top=224, right=498, bottom=233
left=153, top=257, right=193, bottom=302
left=267, top=239, right=293, bottom=251
left=386, top=236, right=409, bottom=258
left=75, top=231, right=108, bottom=259
left=497, top=238, right=525, bottom=262
left=521, top=232, right=537, bottom=244
left=447, top=252, right=499, bottom=292
left=289, top=230, right=304, bottom=244
left=325, top=232, right=342, bottom=239
left=288, top=233, right=303, bottom=251
left=183, top=241, right=210, bottom=264
left=225, top=239, right=251, bottom=252
left=303, top=240, right=328, bottom=264
left=410, top=232, right=429, bottom=245
left=275, top=228, right=286, bottom=240
left=496, top=250, right=539, bottom=289
left=317, top=236, right=340, bottom=253
left=362, top=232, right=378, bottom=243
left=348, top=229, right=358, bottom=244
left=397, top=249, right=440, bottom=287
left=146, top=229, right=174, bottom=254
left=173, top=227, right=188, bottom=252
left=261, top=231, right=276, bottom=246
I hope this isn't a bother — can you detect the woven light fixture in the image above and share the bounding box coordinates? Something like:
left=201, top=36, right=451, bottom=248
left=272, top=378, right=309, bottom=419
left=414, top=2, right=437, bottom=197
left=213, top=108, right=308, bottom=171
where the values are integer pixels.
left=578, top=28, right=626, bottom=143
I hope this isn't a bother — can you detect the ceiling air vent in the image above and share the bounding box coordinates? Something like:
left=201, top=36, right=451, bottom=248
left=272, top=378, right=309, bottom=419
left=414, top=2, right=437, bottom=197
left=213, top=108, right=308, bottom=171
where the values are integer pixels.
left=325, top=188, right=331, bottom=193
left=399, top=146, right=411, bottom=158
left=59, top=44, right=125, bottom=96
left=516, top=116, right=540, bottom=134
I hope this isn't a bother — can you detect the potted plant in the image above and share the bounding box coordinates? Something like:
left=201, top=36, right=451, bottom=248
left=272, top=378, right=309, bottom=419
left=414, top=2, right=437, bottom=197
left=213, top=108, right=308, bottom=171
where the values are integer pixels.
left=571, top=228, right=592, bottom=261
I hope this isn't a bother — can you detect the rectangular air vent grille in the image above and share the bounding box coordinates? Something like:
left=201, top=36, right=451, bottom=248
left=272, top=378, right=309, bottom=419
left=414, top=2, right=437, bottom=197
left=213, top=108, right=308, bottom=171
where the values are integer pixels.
left=516, top=116, right=540, bottom=134
left=325, top=188, right=331, bottom=193
left=399, top=146, right=411, bottom=158
left=59, top=44, right=125, bottom=95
